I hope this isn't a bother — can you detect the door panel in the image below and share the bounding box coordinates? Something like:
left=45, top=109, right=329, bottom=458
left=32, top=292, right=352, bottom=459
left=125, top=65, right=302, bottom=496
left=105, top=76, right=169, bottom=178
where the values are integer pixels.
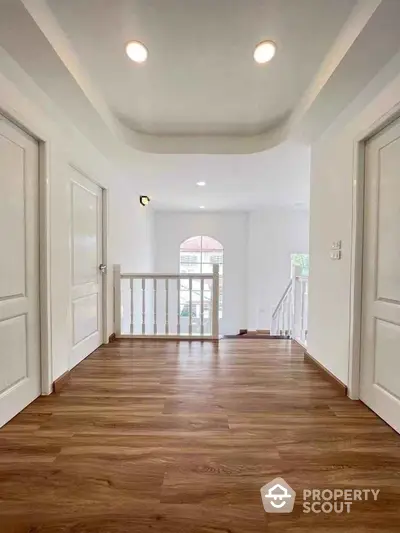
left=70, top=167, right=103, bottom=369
left=376, top=137, right=400, bottom=303
left=0, top=315, right=27, bottom=394
left=72, top=179, right=99, bottom=284
left=361, top=117, right=400, bottom=433
left=73, top=293, right=99, bottom=345
left=0, top=133, right=25, bottom=299
left=374, top=319, right=400, bottom=400
left=0, top=116, right=40, bottom=427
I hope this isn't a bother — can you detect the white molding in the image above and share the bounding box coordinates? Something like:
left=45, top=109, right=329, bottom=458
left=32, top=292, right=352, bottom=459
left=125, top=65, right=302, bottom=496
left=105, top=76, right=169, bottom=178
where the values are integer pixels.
left=120, top=121, right=286, bottom=155
left=347, top=140, right=364, bottom=400
left=39, top=140, right=53, bottom=394
left=0, top=107, right=53, bottom=395
left=347, top=102, right=400, bottom=400
left=294, top=337, right=308, bottom=351
left=101, top=187, right=109, bottom=344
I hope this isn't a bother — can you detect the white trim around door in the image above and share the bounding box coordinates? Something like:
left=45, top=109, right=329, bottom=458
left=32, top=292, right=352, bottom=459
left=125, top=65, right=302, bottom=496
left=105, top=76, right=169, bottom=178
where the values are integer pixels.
left=69, top=165, right=107, bottom=370
left=348, top=103, right=400, bottom=403
left=0, top=114, right=52, bottom=427
left=359, top=117, right=400, bottom=433
left=0, top=108, right=52, bottom=400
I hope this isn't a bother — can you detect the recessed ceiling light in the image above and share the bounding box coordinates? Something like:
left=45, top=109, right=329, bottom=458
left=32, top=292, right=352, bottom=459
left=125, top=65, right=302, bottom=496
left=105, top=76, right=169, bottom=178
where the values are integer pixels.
left=126, top=41, right=148, bottom=63
left=197, top=181, right=206, bottom=186
left=254, top=40, right=276, bottom=64
left=199, top=206, right=205, bottom=209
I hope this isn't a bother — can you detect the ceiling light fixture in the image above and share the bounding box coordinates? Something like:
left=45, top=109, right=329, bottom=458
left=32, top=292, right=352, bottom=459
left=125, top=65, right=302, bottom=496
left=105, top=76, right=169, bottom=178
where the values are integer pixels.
left=126, top=41, right=148, bottom=63
left=199, top=205, right=205, bottom=209
left=197, top=181, right=206, bottom=186
left=140, top=195, right=150, bottom=206
left=253, top=40, right=276, bottom=64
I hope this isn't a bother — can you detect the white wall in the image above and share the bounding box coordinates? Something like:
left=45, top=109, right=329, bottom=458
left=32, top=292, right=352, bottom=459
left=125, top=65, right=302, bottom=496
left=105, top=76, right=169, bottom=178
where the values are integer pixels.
left=0, top=46, right=154, bottom=382
left=155, top=209, right=310, bottom=334
left=308, top=50, right=400, bottom=386
left=154, top=212, right=248, bottom=335
left=247, top=208, right=309, bottom=330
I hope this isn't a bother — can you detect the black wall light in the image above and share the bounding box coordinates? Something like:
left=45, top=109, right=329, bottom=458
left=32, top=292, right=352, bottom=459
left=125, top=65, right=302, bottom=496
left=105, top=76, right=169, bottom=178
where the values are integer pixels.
left=140, top=195, right=150, bottom=206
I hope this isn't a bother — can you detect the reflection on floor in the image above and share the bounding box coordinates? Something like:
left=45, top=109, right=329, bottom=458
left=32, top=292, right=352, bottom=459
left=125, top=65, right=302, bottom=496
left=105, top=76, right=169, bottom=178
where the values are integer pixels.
left=0, top=339, right=399, bottom=532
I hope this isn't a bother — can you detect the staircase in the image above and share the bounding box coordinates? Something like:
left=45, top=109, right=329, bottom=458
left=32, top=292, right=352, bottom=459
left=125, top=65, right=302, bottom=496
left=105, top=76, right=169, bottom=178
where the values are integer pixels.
left=270, top=275, right=308, bottom=347
left=225, top=329, right=289, bottom=339
left=226, top=274, right=309, bottom=346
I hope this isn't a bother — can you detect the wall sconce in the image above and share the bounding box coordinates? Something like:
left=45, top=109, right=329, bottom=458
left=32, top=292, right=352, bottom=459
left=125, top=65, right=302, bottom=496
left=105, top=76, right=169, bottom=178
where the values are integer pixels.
left=140, top=195, right=150, bottom=206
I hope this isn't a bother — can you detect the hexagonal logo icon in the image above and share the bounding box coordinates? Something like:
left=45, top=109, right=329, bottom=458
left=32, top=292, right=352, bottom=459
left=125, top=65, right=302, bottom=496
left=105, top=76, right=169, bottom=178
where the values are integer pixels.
left=260, top=477, right=296, bottom=513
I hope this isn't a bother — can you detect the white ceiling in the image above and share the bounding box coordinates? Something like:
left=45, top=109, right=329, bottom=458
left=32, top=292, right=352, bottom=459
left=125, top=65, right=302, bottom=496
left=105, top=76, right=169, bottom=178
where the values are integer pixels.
left=136, top=140, right=310, bottom=210
left=47, top=0, right=356, bottom=137
left=2, top=0, right=400, bottom=210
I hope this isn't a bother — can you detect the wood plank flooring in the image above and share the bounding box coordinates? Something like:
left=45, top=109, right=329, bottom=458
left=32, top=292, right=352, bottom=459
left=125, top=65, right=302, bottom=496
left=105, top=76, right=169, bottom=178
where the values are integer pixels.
left=0, top=339, right=399, bottom=532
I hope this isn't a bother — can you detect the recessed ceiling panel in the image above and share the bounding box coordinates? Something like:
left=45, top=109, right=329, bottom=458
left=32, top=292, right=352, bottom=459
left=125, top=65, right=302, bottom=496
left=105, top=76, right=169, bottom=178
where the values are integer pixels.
left=47, top=0, right=357, bottom=136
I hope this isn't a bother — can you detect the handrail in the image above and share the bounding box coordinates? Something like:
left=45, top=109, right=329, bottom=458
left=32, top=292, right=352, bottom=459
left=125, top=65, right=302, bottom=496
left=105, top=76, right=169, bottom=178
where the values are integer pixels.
left=114, top=264, right=220, bottom=340
left=121, top=273, right=214, bottom=279
left=271, top=274, right=309, bottom=345
left=272, top=280, right=292, bottom=319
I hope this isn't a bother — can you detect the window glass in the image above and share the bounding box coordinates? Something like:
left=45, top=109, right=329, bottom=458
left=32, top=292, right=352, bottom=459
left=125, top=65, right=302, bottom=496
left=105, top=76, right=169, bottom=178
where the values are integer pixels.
left=180, top=236, right=223, bottom=319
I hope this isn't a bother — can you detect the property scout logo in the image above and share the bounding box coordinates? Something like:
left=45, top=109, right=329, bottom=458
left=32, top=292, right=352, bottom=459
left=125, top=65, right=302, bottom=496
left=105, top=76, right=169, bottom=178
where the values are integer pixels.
left=260, top=478, right=296, bottom=513
left=260, top=478, right=380, bottom=514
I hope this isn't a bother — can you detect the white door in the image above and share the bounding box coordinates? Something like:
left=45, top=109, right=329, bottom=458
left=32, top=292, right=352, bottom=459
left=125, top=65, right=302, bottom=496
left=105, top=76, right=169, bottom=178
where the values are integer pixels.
left=70, top=167, right=103, bottom=369
left=0, top=116, right=40, bottom=427
left=360, top=117, right=400, bottom=433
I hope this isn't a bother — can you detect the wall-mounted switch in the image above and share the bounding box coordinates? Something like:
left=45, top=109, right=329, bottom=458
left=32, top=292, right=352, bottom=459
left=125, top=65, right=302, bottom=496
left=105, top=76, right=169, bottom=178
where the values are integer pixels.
left=330, top=250, right=342, bottom=260
left=330, top=241, right=342, bottom=260
left=331, top=240, right=342, bottom=250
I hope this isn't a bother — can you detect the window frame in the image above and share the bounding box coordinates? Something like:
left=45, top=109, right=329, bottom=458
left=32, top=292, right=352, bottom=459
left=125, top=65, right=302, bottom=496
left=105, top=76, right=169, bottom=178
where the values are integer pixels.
left=179, top=236, right=223, bottom=318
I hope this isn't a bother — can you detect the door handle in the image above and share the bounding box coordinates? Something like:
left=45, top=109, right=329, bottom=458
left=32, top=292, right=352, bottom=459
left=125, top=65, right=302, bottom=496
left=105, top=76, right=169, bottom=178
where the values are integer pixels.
left=99, top=264, right=107, bottom=273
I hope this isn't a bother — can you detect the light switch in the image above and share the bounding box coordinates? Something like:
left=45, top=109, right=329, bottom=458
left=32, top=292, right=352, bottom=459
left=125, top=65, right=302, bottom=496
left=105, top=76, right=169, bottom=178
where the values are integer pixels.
left=330, top=240, right=342, bottom=260
left=331, top=240, right=342, bottom=250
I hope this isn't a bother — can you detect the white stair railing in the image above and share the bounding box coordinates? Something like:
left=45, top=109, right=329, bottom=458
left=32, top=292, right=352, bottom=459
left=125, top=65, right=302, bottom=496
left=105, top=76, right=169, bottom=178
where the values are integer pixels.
left=271, top=275, right=309, bottom=346
left=271, top=281, right=292, bottom=338
left=113, top=264, right=220, bottom=340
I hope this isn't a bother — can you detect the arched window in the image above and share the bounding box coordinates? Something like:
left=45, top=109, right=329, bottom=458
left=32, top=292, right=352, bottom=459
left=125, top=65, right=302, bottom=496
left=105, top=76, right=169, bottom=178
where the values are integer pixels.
left=179, top=236, right=223, bottom=327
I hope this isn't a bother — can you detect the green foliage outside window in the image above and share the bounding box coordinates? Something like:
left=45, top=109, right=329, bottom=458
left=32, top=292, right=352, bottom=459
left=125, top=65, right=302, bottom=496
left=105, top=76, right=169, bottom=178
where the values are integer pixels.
left=291, top=253, right=309, bottom=276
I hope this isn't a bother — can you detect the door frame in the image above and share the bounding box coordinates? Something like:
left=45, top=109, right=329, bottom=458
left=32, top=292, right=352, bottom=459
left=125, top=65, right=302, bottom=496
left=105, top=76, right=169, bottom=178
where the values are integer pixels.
left=348, top=103, right=400, bottom=400
left=0, top=108, right=109, bottom=396
left=69, top=163, right=109, bottom=358
left=0, top=109, right=52, bottom=395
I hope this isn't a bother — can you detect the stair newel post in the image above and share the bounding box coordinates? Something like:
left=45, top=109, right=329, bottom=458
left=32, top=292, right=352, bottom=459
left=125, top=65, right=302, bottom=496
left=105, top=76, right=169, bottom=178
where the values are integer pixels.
left=113, top=264, right=121, bottom=337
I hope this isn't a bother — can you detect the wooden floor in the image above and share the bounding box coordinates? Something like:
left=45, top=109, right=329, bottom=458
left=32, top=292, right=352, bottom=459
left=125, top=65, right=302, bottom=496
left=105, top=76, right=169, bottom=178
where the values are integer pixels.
left=1, top=339, right=399, bottom=532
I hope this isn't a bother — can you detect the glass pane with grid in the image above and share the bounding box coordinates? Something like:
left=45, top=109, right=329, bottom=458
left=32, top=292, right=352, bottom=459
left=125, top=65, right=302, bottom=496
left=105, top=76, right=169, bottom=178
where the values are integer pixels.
left=180, top=235, right=223, bottom=319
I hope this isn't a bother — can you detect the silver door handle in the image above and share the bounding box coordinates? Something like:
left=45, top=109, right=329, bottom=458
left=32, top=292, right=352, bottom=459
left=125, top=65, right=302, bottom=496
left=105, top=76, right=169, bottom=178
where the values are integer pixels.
left=99, top=264, right=107, bottom=273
